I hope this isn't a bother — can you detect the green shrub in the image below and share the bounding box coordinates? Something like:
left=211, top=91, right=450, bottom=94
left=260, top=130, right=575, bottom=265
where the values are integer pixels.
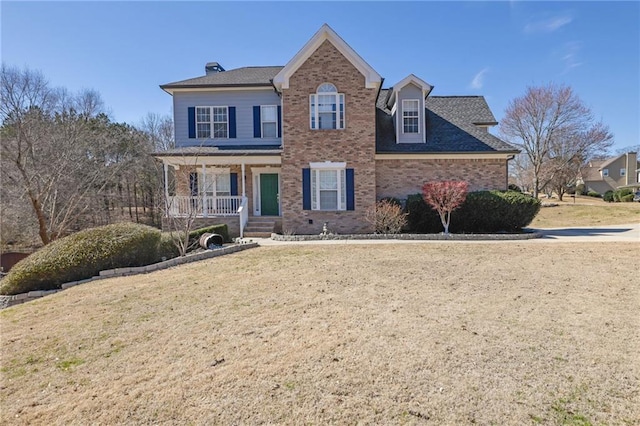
left=158, top=232, right=181, bottom=260
left=405, top=191, right=541, bottom=234
left=586, top=190, right=601, bottom=198
left=603, top=190, right=615, bottom=202
left=575, top=183, right=586, bottom=195
left=614, top=188, right=632, bottom=202
left=621, top=193, right=634, bottom=202
left=404, top=194, right=442, bottom=233
left=0, top=223, right=161, bottom=295
left=188, top=224, right=230, bottom=245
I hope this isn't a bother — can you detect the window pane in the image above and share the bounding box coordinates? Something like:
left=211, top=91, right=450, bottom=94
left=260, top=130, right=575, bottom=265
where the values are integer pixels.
left=213, top=123, right=227, bottom=138
left=197, top=123, right=210, bottom=138
left=216, top=174, right=230, bottom=195
left=196, top=107, right=210, bottom=122
left=320, top=190, right=338, bottom=210
left=319, top=170, right=338, bottom=189
left=318, top=83, right=337, bottom=93
left=213, top=107, right=227, bottom=122
left=262, top=106, right=277, bottom=121
left=262, top=122, right=277, bottom=138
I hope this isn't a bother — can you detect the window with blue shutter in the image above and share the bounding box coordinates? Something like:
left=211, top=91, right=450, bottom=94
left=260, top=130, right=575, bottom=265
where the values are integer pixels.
left=346, top=168, right=355, bottom=211
left=188, top=107, right=196, bottom=139
left=302, top=168, right=311, bottom=210
left=228, top=106, right=236, bottom=138
left=230, top=173, right=238, bottom=196
left=253, top=106, right=261, bottom=138
left=277, top=106, right=282, bottom=137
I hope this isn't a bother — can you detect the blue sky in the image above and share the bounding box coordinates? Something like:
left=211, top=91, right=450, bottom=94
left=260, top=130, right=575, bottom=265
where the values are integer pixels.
left=2, top=1, right=638, bottom=152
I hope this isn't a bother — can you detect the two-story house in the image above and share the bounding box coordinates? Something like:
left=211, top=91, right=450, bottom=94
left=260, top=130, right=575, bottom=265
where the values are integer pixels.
left=579, top=152, right=639, bottom=194
left=155, top=24, right=519, bottom=237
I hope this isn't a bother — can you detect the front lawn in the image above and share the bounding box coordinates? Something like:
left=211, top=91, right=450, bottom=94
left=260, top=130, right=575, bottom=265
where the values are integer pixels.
left=1, top=243, right=638, bottom=424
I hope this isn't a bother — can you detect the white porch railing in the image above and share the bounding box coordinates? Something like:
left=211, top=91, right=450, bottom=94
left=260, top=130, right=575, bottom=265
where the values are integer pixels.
left=167, top=196, right=242, bottom=217
left=238, top=196, right=249, bottom=238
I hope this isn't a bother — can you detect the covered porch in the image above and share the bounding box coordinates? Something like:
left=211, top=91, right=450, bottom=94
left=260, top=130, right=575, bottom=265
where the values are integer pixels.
left=154, top=146, right=282, bottom=237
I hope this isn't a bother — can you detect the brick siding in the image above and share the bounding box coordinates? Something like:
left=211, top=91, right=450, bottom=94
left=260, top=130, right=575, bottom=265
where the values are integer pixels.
left=376, top=158, right=508, bottom=200
left=280, top=40, right=378, bottom=235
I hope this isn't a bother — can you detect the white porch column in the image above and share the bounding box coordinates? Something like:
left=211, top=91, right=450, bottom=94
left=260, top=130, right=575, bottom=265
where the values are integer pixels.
left=201, top=164, right=207, bottom=218
left=241, top=162, right=246, bottom=197
left=163, top=162, right=169, bottom=217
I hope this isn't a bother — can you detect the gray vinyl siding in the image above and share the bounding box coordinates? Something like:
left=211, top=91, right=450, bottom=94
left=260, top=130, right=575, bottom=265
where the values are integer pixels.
left=396, top=83, right=424, bottom=144
left=173, top=90, right=281, bottom=147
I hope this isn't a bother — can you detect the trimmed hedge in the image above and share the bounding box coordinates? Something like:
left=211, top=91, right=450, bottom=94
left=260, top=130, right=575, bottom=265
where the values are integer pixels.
left=621, top=194, right=634, bottom=202
left=0, top=223, right=162, bottom=296
left=603, top=190, right=615, bottom=203
left=405, top=191, right=541, bottom=234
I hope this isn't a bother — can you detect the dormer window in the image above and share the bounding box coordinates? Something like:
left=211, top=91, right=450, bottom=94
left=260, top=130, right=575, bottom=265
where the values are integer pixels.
left=402, top=99, right=420, bottom=133
left=310, top=83, right=345, bottom=130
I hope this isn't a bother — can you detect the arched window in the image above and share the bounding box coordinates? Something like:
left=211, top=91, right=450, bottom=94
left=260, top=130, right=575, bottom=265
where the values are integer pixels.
left=310, top=83, right=345, bottom=129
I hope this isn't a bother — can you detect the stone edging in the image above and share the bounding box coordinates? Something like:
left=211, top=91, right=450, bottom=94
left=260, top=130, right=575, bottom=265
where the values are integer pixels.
left=0, top=243, right=258, bottom=310
left=271, top=232, right=543, bottom=242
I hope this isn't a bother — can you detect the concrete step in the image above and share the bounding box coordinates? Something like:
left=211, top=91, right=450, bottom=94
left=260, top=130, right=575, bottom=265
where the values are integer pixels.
left=243, top=231, right=273, bottom=238
left=244, top=226, right=274, bottom=232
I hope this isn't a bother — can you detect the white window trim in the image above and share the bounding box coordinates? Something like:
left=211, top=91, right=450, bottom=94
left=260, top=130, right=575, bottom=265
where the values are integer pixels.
left=620, top=168, right=626, bottom=177
left=195, top=106, right=228, bottom=139
left=310, top=83, right=345, bottom=130
left=261, top=105, right=278, bottom=138
left=602, top=168, right=609, bottom=177
left=309, top=162, right=346, bottom=211
left=402, top=99, right=420, bottom=134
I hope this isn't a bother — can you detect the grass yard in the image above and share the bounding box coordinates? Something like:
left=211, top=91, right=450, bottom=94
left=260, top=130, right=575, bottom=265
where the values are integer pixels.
left=1, top=243, right=639, bottom=425
left=530, top=196, right=640, bottom=228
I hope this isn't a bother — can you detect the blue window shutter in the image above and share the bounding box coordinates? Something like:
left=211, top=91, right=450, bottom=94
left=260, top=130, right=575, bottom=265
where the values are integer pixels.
left=228, top=107, right=236, bottom=138
left=188, top=107, right=196, bottom=139
left=277, top=106, right=282, bottom=137
left=230, top=173, right=238, bottom=196
left=346, top=168, right=355, bottom=211
left=253, top=106, right=261, bottom=138
left=302, top=168, right=311, bottom=210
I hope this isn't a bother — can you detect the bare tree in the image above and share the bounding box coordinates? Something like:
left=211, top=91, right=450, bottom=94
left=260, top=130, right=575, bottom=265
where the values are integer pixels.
left=1, top=65, right=159, bottom=245
left=140, top=112, right=175, bottom=151
left=500, top=84, right=613, bottom=198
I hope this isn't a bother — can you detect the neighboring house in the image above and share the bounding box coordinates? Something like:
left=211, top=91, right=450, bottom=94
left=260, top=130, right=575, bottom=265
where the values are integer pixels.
left=580, top=152, right=639, bottom=194
left=154, top=24, right=519, bottom=237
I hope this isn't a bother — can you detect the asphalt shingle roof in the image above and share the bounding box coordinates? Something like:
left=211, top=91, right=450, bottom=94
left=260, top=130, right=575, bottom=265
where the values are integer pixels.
left=161, top=66, right=284, bottom=89
left=376, top=90, right=519, bottom=153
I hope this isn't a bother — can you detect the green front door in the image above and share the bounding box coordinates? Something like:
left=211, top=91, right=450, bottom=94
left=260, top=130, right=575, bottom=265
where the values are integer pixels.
left=260, top=173, right=279, bottom=216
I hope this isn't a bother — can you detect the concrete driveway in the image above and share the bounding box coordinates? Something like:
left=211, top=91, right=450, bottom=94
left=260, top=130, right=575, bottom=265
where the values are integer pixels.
left=531, top=222, right=640, bottom=243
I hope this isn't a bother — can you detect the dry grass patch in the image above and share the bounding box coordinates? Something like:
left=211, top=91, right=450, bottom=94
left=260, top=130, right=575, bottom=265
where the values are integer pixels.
left=531, top=197, right=640, bottom=228
left=1, top=243, right=639, bottom=425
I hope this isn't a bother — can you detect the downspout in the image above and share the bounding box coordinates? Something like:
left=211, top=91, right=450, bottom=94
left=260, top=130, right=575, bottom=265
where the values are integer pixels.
left=506, top=154, right=515, bottom=190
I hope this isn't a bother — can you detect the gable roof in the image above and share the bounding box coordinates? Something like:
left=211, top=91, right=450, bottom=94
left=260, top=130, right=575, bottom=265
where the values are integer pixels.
left=161, top=66, right=284, bottom=93
left=387, top=74, right=434, bottom=108
left=376, top=90, right=518, bottom=154
left=273, top=24, right=382, bottom=90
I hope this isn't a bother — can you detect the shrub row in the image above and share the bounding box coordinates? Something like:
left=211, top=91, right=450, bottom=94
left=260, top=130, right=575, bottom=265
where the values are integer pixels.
left=0, top=222, right=231, bottom=295
left=405, top=190, right=541, bottom=234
